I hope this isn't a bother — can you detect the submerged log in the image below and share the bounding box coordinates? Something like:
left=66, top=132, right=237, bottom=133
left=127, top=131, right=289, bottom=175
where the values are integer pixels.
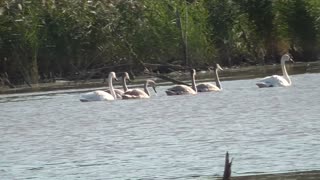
left=223, top=151, right=232, bottom=180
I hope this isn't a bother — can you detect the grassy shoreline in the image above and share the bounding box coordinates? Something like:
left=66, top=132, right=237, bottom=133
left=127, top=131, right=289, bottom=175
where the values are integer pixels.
left=1, top=62, right=320, bottom=95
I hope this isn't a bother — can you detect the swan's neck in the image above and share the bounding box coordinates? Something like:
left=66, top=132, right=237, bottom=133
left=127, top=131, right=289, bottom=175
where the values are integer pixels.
left=122, top=77, right=128, bottom=92
left=144, top=81, right=150, bottom=96
left=191, top=74, right=197, bottom=92
left=214, top=69, right=222, bottom=90
left=108, top=76, right=117, bottom=99
left=281, top=60, right=291, bottom=85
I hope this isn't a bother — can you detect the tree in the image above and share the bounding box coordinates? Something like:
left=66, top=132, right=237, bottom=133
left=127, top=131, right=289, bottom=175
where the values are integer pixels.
left=204, top=0, right=239, bottom=66
left=276, top=0, right=318, bottom=61
left=235, top=0, right=277, bottom=64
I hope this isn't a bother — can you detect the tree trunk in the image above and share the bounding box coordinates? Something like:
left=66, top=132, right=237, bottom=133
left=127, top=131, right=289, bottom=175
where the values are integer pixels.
left=175, top=10, right=188, bottom=66
left=30, top=49, right=39, bottom=84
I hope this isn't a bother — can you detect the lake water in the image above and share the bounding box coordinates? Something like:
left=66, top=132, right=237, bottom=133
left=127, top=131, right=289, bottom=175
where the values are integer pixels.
left=0, top=73, right=319, bottom=180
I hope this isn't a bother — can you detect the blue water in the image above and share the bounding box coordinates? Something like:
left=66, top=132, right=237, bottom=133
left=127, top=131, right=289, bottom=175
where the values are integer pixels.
left=0, top=73, right=319, bottom=179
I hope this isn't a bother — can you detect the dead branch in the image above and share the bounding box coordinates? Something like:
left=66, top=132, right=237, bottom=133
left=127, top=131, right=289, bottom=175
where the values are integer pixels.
left=143, top=63, right=188, bottom=71
left=223, top=151, right=233, bottom=180
left=145, top=72, right=190, bottom=86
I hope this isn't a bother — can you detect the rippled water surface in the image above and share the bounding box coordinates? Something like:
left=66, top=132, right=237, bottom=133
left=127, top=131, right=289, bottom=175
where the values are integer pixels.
left=1, top=73, right=320, bottom=180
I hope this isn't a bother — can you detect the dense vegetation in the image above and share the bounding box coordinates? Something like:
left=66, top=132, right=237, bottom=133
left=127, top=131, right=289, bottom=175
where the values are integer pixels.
left=0, top=0, right=320, bottom=85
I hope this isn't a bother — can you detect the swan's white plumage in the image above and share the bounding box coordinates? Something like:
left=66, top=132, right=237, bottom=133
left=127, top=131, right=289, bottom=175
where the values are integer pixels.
left=256, top=54, right=293, bottom=88
left=105, top=72, right=130, bottom=99
left=80, top=72, right=118, bottom=102
left=256, top=75, right=290, bottom=87
left=80, top=90, right=115, bottom=102
left=105, top=89, right=124, bottom=99
left=197, top=83, right=221, bottom=92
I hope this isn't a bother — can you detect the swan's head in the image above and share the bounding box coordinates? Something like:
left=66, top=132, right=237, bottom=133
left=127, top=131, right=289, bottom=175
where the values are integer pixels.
left=215, top=64, right=223, bottom=71
left=190, top=69, right=196, bottom=76
left=147, top=80, right=157, bottom=93
left=281, top=54, right=294, bottom=63
left=123, top=72, right=131, bottom=82
left=109, top=72, right=119, bottom=81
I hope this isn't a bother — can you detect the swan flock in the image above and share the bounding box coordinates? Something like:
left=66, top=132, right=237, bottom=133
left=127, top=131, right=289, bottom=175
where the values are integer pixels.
left=80, top=54, right=294, bottom=102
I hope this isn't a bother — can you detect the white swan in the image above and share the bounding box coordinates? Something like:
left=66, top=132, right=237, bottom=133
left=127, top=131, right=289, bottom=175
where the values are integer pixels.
left=106, top=72, right=130, bottom=99
left=256, top=54, right=294, bottom=88
left=122, top=80, right=157, bottom=99
left=197, top=64, right=223, bottom=92
left=80, top=72, right=118, bottom=102
left=165, top=69, right=197, bottom=95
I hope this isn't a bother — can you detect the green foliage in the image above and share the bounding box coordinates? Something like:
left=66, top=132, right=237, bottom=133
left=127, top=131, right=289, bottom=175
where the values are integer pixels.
left=275, top=0, right=318, bottom=61
left=235, top=0, right=276, bottom=63
left=1, top=0, right=320, bottom=84
left=205, top=0, right=239, bottom=66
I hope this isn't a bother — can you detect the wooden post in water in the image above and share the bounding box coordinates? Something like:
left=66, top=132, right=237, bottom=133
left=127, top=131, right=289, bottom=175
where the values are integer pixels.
left=223, top=151, right=232, bottom=180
